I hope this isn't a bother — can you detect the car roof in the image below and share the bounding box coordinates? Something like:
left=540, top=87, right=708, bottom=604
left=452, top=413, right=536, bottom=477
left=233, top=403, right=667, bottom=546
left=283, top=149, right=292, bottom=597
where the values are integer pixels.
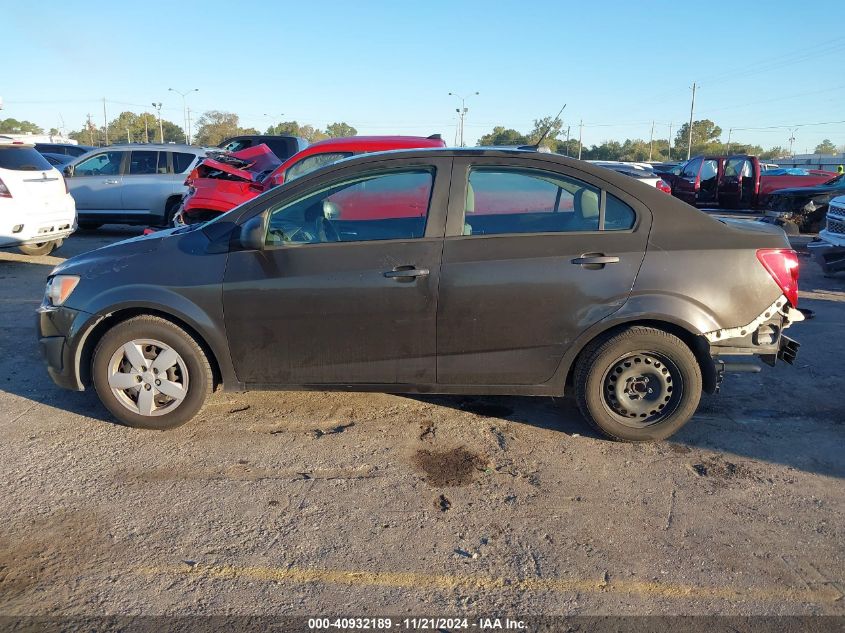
left=0, top=136, right=35, bottom=148
left=93, top=143, right=204, bottom=151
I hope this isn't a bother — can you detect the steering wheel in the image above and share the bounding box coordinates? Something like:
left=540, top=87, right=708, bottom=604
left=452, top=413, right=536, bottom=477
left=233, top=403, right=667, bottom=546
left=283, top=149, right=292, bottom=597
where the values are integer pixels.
left=316, top=216, right=340, bottom=242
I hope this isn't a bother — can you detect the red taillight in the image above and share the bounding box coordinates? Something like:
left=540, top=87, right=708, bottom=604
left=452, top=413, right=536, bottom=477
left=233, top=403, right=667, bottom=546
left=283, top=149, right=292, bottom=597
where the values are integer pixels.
left=655, top=179, right=671, bottom=194
left=757, top=248, right=800, bottom=308
left=0, top=176, right=11, bottom=198
left=184, top=168, right=199, bottom=186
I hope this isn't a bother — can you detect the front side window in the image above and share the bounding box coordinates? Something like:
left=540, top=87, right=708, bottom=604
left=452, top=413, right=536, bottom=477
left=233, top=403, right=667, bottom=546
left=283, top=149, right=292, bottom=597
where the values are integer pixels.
left=73, top=151, right=123, bottom=176
left=463, top=167, right=601, bottom=235
left=700, top=159, right=718, bottom=181
left=266, top=169, right=433, bottom=246
left=284, top=152, right=353, bottom=182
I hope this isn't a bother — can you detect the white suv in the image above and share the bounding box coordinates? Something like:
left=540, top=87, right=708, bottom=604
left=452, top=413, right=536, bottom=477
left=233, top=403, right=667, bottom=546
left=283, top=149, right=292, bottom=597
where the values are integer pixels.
left=809, top=195, right=845, bottom=274
left=0, top=137, right=76, bottom=255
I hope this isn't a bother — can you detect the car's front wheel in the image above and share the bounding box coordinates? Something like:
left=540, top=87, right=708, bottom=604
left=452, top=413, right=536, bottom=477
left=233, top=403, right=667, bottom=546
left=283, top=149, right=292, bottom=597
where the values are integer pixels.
left=18, top=240, right=57, bottom=256
left=92, top=316, right=212, bottom=430
left=574, top=326, right=702, bottom=441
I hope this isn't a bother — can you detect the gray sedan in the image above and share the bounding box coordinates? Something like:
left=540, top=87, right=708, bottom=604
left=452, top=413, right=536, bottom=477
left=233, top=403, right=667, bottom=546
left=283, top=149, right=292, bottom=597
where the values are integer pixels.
left=63, top=144, right=205, bottom=229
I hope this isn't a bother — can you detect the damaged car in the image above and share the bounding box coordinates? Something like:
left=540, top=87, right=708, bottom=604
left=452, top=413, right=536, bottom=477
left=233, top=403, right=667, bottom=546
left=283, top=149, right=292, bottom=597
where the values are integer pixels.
left=762, top=173, right=845, bottom=234
left=38, top=147, right=803, bottom=442
left=176, top=135, right=446, bottom=224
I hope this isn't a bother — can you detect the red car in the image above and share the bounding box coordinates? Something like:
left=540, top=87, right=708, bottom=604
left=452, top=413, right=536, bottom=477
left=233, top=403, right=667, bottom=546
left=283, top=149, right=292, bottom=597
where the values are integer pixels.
left=177, top=134, right=446, bottom=224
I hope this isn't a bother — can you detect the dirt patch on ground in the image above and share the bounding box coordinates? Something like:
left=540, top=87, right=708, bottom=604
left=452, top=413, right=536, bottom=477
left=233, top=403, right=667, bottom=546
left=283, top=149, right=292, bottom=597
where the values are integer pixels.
left=412, top=447, right=486, bottom=486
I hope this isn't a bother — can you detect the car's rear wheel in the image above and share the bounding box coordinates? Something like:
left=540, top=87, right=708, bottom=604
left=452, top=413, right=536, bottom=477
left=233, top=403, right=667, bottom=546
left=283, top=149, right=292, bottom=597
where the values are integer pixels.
left=574, top=326, right=702, bottom=442
left=92, top=316, right=212, bottom=430
left=18, top=241, right=57, bottom=256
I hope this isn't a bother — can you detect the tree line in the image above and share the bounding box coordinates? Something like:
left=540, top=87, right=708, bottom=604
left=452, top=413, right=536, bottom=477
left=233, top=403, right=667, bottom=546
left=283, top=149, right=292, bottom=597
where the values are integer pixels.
left=477, top=117, right=841, bottom=161
left=2, top=114, right=840, bottom=159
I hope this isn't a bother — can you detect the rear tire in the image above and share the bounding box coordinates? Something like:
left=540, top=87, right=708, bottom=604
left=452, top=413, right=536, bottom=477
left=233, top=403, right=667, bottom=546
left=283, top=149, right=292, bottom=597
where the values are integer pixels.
left=18, top=241, right=57, bottom=256
left=91, top=316, right=212, bottom=430
left=574, top=326, right=702, bottom=442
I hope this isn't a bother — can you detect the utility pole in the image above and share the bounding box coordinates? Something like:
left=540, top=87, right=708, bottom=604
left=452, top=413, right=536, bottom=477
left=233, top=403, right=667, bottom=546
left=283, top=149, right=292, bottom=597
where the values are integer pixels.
left=144, top=114, right=149, bottom=143
left=648, top=120, right=655, bottom=161
left=169, top=88, right=198, bottom=144
left=577, top=119, right=583, bottom=160
left=788, top=128, right=797, bottom=157
left=686, top=82, right=697, bottom=160
left=448, top=91, right=479, bottom=146
left=86, top=114, right=94, bottom=146
left=126, top=128, right=131, bottom=143
left=102, top=97, right=109, bottom=146
left=726, top=128, right=733, bottom=154
left=564, top=126, right=571, bottom=156
left=186, top=107, right=193, bottom=145
left=668, top=122, right=673, bottom=161
left=152, top=102, right=163, bottom=142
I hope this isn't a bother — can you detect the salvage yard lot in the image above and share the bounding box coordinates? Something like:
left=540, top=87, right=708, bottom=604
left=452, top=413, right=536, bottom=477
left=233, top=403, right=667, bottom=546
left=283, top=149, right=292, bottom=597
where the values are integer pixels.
left=1, top=226, right=844, bottom=616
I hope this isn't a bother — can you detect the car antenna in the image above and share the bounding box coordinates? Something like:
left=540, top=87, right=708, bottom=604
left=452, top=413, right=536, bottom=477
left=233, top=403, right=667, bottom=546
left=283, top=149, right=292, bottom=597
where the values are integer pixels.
left=518, top=104, right=566, bottom=152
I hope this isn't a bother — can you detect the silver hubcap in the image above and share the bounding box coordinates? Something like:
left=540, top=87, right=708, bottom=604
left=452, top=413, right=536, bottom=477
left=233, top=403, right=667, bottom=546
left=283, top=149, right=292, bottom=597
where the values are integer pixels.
left=107, top=339, right=188, bottom=417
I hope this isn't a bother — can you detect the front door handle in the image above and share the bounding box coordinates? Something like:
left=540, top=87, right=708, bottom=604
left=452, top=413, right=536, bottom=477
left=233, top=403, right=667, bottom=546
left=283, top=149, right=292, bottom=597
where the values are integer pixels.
left=104, top=179, right=119, bottom=184
left=383, top=265, right=430, bottom=280
left=572, top=254, right=620, bottom=266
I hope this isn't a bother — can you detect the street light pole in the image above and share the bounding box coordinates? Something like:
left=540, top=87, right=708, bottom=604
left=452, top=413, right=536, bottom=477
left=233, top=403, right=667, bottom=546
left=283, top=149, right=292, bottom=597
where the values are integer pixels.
left=448, top=91, right=479, bottom=146
left=168, top=88, right=198, bottom=144
left=152, top=102, right=163, bottom=143
left=686, top=82, right=697, bottom=160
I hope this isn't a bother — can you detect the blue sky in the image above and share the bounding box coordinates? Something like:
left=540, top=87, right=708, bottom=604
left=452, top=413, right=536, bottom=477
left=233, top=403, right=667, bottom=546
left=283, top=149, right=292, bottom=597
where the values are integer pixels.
left=2, top=0, right=845, bottom=152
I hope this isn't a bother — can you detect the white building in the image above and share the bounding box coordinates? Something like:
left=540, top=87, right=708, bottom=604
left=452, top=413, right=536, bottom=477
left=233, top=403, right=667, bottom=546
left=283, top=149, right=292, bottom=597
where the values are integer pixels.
left=774, top=152, right=845, bottom=172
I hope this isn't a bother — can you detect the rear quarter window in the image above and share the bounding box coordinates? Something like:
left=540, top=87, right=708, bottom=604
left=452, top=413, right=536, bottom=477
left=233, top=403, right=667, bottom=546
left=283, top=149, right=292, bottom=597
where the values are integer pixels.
left=0, top=147, right=53, bottom=171
left=172, top=152, right=197, bottom=174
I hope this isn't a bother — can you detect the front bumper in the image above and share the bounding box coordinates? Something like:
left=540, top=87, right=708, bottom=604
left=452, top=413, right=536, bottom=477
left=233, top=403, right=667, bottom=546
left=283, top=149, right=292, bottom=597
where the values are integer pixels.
left=808, top=237, right=845, bottom=273
left=37, top=303, right=96, bottom=391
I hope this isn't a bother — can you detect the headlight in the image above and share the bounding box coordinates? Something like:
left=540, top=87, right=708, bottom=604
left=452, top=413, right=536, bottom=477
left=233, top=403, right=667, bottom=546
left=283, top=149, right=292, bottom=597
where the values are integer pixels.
left=45, top=275, right=80, bottom=306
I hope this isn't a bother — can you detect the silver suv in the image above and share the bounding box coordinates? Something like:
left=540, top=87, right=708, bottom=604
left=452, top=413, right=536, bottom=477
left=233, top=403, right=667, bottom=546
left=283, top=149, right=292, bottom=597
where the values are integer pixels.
left=64, top=144, right=205, bottom=229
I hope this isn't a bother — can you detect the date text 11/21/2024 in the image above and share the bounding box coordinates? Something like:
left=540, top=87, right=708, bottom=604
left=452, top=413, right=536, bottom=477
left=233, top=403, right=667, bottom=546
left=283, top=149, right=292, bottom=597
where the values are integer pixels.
left=307, top=617, right=527, bottom=630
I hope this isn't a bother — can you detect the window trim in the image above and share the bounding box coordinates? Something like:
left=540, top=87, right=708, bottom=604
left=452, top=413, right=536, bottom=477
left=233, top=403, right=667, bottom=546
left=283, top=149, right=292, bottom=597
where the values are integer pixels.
left=262, top=166, right=438, bottom=250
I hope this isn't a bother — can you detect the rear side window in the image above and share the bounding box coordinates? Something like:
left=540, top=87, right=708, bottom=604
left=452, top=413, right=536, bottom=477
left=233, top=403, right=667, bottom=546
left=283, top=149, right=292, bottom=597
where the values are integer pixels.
left=285, top=152, right=353, bottom=182
left=0, top=147, right=53, bottom=171
left=128, top=151, right=164, bottom=175
left=220, top=139, right=251, bottom=152
left=464, top=168, right=601, bottom=235
left=172, top=152, right=197, bottom=174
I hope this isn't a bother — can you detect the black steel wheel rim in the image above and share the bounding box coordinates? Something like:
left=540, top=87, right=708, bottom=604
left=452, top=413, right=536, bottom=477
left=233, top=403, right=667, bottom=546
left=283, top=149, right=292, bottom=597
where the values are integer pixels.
left=601, top=351, right=683, bottom=428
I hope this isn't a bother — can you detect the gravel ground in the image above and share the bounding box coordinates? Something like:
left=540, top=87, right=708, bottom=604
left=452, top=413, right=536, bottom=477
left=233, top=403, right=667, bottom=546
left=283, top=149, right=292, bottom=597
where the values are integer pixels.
left=0, top=226, right=843, bottom=618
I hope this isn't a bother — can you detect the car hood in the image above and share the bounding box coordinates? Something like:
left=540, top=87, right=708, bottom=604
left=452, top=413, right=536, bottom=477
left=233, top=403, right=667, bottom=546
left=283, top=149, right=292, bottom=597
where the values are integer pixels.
left=197, top=143, right=282, bottom=182
left=50, top=225, right=199, bottom=279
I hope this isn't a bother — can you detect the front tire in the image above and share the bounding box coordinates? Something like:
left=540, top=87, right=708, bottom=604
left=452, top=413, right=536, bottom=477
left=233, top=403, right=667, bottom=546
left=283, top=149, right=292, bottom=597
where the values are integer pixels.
left=92, top=316, right=212, bottom=430
left=18, top=241, right=57, bottom=256
left=574, top=326, right=702, bottom=442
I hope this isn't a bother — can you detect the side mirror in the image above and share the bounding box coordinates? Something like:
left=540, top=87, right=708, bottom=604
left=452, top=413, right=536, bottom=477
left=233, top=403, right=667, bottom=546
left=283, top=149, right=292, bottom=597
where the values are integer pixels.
left=63, top=165, right=73, bottom=177
left=238, top=215, right=265, bottom=251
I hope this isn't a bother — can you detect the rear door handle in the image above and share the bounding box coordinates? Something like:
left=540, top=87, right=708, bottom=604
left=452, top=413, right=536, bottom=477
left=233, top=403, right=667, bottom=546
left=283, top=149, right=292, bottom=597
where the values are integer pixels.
left=572, top=255, right=620, bottom=265
left=383, top=265, right=430, bottom=280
